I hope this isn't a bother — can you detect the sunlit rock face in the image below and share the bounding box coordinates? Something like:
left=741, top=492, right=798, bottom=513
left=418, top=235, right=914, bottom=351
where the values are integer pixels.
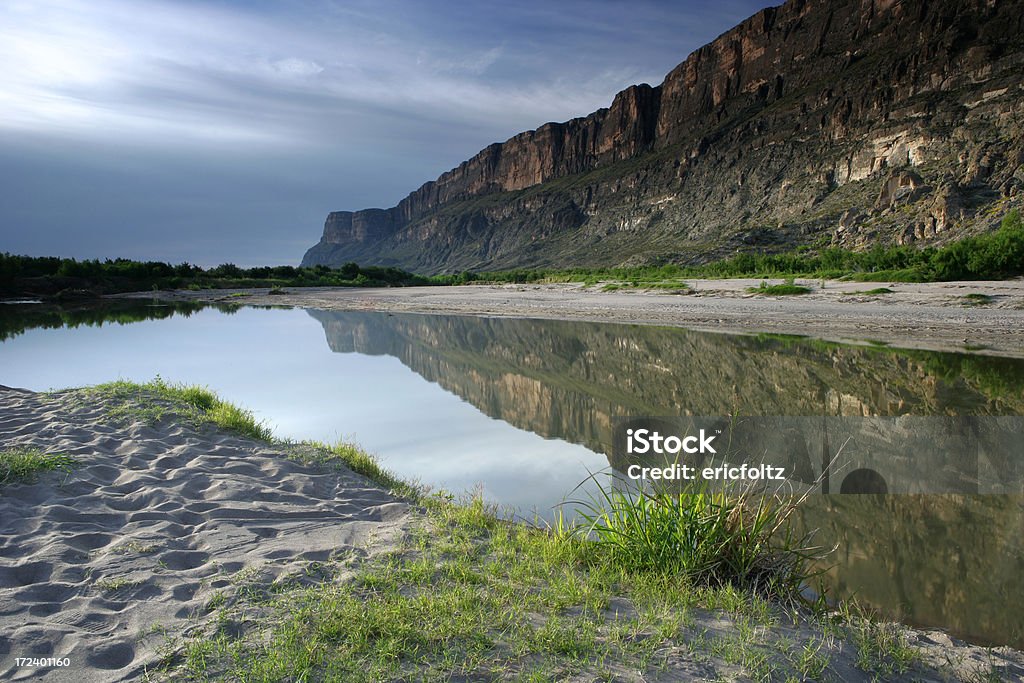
left=302, top=0, right=1024, bottom=273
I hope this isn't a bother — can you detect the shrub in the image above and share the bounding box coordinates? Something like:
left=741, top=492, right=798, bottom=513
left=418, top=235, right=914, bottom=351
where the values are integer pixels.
left=571, top=476, right=822, bottom=601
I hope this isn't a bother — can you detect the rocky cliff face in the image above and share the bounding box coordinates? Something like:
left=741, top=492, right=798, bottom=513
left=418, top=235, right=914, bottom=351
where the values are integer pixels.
left=303, top=0, right=1024, bottom=273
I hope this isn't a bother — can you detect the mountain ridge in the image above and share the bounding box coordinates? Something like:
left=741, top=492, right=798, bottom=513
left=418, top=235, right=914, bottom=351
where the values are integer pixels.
left=302, top=0, right=1024, bottom=274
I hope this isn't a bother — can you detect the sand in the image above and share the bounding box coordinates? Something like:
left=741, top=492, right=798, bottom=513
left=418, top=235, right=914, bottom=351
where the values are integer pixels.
left=130, top=278, right=1024, bottom=358
left=3, top=385, right=1024, bottom=681
left=0, top=386, right=410, bottom=681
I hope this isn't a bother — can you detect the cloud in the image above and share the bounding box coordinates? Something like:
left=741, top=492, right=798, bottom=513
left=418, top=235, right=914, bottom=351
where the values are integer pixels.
left=0, top=0, right=768, bottom=149
left=0, top=0, right=602, bottom=148
left=0, top=0, right=773, bottom=265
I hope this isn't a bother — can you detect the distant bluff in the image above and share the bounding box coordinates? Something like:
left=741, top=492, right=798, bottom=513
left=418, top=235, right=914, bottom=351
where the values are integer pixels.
left=302, top=0, right=1024, bottom=274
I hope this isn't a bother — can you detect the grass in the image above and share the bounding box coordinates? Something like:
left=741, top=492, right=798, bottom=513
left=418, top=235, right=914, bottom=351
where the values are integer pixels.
left=849, top=618, right=918, bottom=676
left=112, top=540, right=159, bottom=555
left=86, top=377, right=272, bottom=441
left=286, top=439, right=421, bottom=500
left=794, top=636, right=831, bottom=678
left=963, top=293, right=994, bottom=305
left=155, top=472, right=939, bottom=682
left=161, top=491, right=813, bottom=681
left=844, top=287, right=894, bottom=295
left=599, top=279, right=690, bottom=293
left=747, top=279, right=812, bottom=296
left=570, top=475, right=823, bottom=601
left=146, top=433, right=931, bottom=681
left=0, top=447, right=76, bottom=485
left=95, top=577, right=144, bottom=593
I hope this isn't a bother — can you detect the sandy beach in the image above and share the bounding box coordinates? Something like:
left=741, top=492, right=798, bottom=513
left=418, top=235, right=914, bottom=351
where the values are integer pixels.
left=3, top=384, right=1024, bottom=680
left=128, top=278, right=1024, bottom=358
left=0, top=386, right=410, bottom=681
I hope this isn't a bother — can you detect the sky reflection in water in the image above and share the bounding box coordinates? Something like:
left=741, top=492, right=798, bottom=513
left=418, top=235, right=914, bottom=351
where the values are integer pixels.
left=0, top=305, right=605, bottom=517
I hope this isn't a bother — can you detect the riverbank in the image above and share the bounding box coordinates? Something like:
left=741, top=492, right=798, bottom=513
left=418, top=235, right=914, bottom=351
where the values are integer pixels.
left=1, top=383, right=1022, bottom=681
left=122, top=278, right=1024, bottom=358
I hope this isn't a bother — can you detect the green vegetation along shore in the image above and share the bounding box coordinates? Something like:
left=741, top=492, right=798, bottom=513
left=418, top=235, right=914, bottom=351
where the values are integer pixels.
left=0, top=257, right=438, bottom=300
left=477, top=209, right=1024, bottom=287
left=2, top=210, right=1021, bottom=301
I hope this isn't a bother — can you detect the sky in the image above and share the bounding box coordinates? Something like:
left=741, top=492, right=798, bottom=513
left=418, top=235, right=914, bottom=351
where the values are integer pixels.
left=0, top=0, right=773, bottom=267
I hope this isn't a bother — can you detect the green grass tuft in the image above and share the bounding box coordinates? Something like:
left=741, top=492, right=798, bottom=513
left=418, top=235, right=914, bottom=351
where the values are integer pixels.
left=88, top=377, right=272, bottom=441
left=206, top=402, right=272, bottom=440
left=570, top=476, right=822, bottom=601
left=95, top=577, right=144, bottom=593
left=963, top=293, right=994, bottom=305
left=747, top=280, right=812, bottom=296
left=600, top=279, right=690, bottom=293
left=851, top=619, right=919, bottom=675
left=291, top=440, right=422, bottom=500
left=0, top=448, right=76, bottom=485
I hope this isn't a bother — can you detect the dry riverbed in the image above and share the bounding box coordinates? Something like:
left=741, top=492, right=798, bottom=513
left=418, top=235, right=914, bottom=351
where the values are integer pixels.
left=127, top=278, right=1024, bottom=358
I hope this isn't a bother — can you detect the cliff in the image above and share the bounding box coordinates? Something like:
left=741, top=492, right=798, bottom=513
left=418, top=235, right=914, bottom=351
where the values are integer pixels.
left=302, top=0, right=1024, bottom=273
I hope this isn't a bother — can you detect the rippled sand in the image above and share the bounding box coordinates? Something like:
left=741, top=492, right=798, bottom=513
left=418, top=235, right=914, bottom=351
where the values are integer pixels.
left=0, top=386, right=409, bottom=681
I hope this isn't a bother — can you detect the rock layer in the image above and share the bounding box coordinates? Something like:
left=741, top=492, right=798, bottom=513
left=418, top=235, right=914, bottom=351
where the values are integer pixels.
left=303, top=0, right=1024, bottom=273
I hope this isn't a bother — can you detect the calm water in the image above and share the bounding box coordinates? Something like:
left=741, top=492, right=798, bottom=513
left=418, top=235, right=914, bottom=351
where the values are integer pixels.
left=1, top=300, right=1022, bottom=648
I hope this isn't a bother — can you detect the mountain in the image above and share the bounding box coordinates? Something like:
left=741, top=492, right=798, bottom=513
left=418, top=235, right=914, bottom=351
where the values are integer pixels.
left=302, top=0, right=1024, bottom=274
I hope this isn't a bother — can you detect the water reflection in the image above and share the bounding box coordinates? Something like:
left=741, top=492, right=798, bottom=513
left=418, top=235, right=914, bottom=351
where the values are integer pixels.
left=308, top=309, right=1024, bottom=435
left=1, top=301, right=1021, bottom=647
left=0, top=302, right=606, bottom=519
left=308, top=309, right=1024, bottom=647
left=0, top=299, right=224, bottom=342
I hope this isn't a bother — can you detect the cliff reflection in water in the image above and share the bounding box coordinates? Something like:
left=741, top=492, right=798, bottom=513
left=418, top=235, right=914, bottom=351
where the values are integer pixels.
left=309, top=309, right=1024, bottom=647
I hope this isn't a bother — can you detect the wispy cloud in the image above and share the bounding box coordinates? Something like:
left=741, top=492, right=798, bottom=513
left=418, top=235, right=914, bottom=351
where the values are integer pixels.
left=0, top=0, right=770, bottom=148
left=0, top=0, right=637, bottom=148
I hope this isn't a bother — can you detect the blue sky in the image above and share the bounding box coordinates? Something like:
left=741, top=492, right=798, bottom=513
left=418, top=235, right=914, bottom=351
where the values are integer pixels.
left=0, top=0, right=773, bottom=267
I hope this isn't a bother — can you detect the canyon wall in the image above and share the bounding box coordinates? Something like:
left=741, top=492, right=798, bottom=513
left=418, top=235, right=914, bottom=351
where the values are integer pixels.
left=303, top=0, right=1024, bottom=273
